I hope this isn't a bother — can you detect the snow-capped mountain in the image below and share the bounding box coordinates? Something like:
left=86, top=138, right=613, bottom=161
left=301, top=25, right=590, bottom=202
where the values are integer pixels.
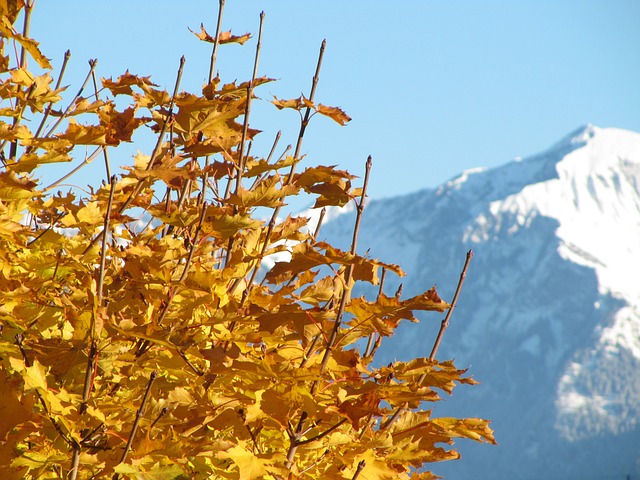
left=317, top=125, right=640, bottom=479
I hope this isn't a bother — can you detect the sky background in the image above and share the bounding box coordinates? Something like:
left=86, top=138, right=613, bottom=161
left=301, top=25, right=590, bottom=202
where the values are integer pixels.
left=25, top=0, right=640, bottom=211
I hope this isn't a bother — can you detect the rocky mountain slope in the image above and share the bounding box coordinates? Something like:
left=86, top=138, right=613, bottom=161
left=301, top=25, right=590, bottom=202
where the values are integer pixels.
left=317, top=125, right=640, bottom=479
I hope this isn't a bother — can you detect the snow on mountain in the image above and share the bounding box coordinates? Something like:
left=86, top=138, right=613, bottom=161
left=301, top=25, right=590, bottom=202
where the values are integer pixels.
left=316, top=125, right=640, bottom=479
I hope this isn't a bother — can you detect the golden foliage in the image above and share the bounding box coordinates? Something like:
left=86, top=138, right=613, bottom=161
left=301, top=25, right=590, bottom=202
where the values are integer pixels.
left=0, top=3, right=494, bottom=479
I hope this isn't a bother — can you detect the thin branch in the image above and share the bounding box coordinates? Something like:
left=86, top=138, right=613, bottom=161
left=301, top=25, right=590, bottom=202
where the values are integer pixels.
left=44, top=146, right=103, bottom=191
left=235, top=11, right=264, bottom=194
left=97, top=175, right=117, bottom=308
left=313, top=156, right=372, bottom=391
left=285, top=411, right=308, bottom=470
left=149, top=407, right=169, bottom=430
left=208, top=0, right=226, bottom=83
left=42, top=59, right=98, bottom=140
left=365, top=267, right=387, bottom=357
left=84, top=56, right=185, bottom=254
left=113, top=370, right=158, bottom=480
left=296, top=418, right=347, bottom=446
left=224, top=12, right=265, bottom=267
left=90, top=63, right=112, bottom=179
left=199, top=0, right=226, bottom=206
left=428, top=250, right=473, bottom=361
left=18, top=2, right=33, bottom=68
left=380, top=250, right=474, bottom=432
left=235, top=40, right=327, bottom=308
left=32, top=49, right=71, bottom=141
left=178, top=201, right=208, bottom=284
left=351, top=460, right=366, bottom=480
left=312, top=207, right=326, bottom=241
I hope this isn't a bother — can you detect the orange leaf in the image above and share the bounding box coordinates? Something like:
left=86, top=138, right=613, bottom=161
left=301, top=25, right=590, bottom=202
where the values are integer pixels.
left=190, top=24, right=251, bottom=45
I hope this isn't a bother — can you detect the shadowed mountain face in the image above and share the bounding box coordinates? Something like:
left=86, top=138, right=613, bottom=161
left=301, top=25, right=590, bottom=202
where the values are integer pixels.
left=318, top=125, right=640, bottom=479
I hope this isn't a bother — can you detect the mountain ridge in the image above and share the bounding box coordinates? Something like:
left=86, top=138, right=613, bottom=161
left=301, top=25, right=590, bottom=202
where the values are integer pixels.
left=316, top=124, right=640, bottom=478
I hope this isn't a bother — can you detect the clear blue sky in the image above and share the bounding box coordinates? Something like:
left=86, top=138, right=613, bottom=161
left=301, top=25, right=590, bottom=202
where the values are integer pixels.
left=27, top=1, right=640, bottom=209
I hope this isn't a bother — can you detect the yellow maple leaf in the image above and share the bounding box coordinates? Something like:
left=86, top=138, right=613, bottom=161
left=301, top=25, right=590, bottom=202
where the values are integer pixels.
left=23, top=359, right=48, bottom=391
left=218, top=445, right=267, bottom=480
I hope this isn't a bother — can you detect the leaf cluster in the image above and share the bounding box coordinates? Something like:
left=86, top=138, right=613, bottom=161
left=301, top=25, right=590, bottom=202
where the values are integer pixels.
left=0, top=3, right=494, bottom=479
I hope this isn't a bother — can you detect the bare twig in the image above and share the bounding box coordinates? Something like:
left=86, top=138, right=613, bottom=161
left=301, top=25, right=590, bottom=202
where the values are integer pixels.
left=234, top=40, right=327, bottom=306
left=43, top=59, right=98, bottom=139
left=380, top=250, right=474, bottom=432
left=312, top=207, right=326, bottom=241
left=84, top=56, right=186, bottom=254
left=224, top=11, right=265, bottom=266
left=428, top=250, right=473, bottom=361
left=43, top=146, right=104, bottom=191
left=199, top=0, right=226, bottom=207
left=32, top=49, right=72, bottom=140
left=97, top=175, right=117, bottom=308
left=90, top=63, right=112, bottom=179
left=365, top=267, right=387, bottom=357
left=235, top=11, right=265, bottom=193
left=208, top=0, right=226, bottom=83
left=351, top=460, right=366, bottom=480
left=313, top=156, right=372, bottom=391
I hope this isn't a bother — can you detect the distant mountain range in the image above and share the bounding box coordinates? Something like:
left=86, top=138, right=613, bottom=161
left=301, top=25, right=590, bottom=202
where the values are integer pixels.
left=317, top=125, right=640, bottom=479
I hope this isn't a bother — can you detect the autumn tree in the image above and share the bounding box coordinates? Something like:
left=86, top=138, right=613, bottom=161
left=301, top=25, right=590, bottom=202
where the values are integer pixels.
left=0, top=2, right=495, bottom=479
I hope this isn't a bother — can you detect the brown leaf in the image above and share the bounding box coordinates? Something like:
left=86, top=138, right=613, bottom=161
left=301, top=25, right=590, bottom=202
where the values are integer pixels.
left=189, top=24, right=251, bottom=45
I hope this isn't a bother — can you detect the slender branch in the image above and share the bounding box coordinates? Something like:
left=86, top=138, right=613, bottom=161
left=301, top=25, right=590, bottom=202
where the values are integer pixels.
left=224, top=12, right=265, bottom=267
left=365, top=267, right=387, bottom=356
left=314, top=156, right=372, bottom=391
left=43, top=146, right=104, bottom=191
left=208, top=0, right=226, bottom=83
left=199, top=0, right=226, bottom=207
left=285, top=411, right=307, bottom=470
left=146, top=56, right=185, bottom=172
left=19, top=2, right=33, bottom=68
left=149, top=407, right=168, bottom=430
left=312, top=207, right=326, bottom=241
left=90, top=63, right=112, bottom=179
left=351, top=460, right=366, bottom=480
left=4, top=83, right=34, bottom=159
left=84, top=57, right=185, bottom=254
left=113, top=370, right=158, bottom=480
left=97, top=175, right=116, bottom=308
left=296, top=418, right=347, bottom=446
left=136, top=203, right=208, bottom=356
left=234, top=11, right=264, bottom=194
left=299, top=449, right=329, bottom=475
left=428, top=249, right=473, bottom=361
left=178, top=201, right=208, bottom=284
left=32, top=50, right=71, bottom=141
left=42, top=59, right=98, bottom=140
left=380, top=250, right=474, bottom=432
left=235, top=40, right=327, bottom=307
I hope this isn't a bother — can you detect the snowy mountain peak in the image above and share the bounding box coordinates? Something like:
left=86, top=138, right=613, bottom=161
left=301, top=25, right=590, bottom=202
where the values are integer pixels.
left=552, top=122, right=599, bottom=149
left=319, top=125, right=640, bottom=479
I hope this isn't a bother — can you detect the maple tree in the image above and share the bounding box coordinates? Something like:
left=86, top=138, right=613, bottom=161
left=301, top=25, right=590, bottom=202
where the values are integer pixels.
left=0, top=2, right=495, bottom=479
